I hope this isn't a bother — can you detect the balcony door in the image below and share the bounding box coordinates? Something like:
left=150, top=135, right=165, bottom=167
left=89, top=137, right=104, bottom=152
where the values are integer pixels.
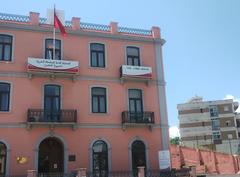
left=128, top=89, right=143, bottom=122
left=44, top=85, right=61, bottom=121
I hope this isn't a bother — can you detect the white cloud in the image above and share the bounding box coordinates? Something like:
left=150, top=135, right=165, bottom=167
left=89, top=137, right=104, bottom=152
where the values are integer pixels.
left=169, top=126, right=180, bottom=138
left=223, top=94, right=240, bottom=113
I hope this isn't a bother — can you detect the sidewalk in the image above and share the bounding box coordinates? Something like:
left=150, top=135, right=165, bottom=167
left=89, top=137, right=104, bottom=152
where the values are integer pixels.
left=207, top=175, right=240, bottom=177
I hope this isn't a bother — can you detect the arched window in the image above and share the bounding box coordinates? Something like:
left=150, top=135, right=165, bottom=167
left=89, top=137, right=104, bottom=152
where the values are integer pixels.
left=0, top=142, right=7, bottom=175
left=92, top=140, right=108, bottom=177
left=131, top=140, right=146, bottom=174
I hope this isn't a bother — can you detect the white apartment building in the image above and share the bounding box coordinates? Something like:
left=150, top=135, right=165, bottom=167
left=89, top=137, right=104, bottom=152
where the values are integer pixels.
left=177, top=96, right=239, bottom=154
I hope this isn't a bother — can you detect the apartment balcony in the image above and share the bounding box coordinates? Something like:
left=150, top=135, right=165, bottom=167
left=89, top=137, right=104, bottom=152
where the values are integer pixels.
left=27, top=57, right=79, bottom=80
left=121, top=111, right=154, bottom=130
left=120, top=65, right=152, bottom=84
left=27, top=109, right=77, bottom=129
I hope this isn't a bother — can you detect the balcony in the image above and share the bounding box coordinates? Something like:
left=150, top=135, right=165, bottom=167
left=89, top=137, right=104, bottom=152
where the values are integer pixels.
left=27, top=57, right=79, bottom=80
left=120, top=65, right=152, bottom=84
left=121, top=111, right=154, bottom=130
left=27, top=109, right=77, bottom=129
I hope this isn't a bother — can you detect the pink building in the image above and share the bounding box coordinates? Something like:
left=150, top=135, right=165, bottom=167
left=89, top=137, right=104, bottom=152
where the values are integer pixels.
left=0, top=11, right=169, bottom=175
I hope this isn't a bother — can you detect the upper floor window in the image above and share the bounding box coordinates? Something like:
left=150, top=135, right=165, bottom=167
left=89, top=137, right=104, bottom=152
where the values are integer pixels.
left=45, top=39, right=61, bottom=60
left=91, top=87, right=107, bottom=113
left=44, top=85, right=61, bottom=121
left=211, top=119, right=220, bottom=130
left=127, top=47, right=140, bottom=66
left=90, top=43, right=105, bottom=68
left=0, top=35, right=12, bottom=61
left=0, top=83, right=10, bottom=111
left=210, top=106, right=218, bottom=117
left=212, top=131, right=221, bottom=140
left=128, top=89, right=143, bottom=113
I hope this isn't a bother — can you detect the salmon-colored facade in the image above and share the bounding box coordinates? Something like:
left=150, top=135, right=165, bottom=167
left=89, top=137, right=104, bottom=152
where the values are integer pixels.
left=0, top=11, right=169, bottom=175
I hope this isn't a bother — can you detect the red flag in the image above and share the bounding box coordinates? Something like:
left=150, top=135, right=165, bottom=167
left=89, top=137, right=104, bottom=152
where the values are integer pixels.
left=54, top=10, right=67, bottom=37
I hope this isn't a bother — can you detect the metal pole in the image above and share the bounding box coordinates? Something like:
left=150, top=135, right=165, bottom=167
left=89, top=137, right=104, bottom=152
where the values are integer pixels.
left=196, top=136, right=199, bottom=148
left=53, top=5, right=56, bottom=60
left=229, top=139, right=232, bottom=155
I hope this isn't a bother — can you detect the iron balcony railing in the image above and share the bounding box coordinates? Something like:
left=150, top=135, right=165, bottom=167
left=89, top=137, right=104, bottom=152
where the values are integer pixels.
left=27, top=109, right=77, bottom=123
left=122, top=111, right=154, bottom=124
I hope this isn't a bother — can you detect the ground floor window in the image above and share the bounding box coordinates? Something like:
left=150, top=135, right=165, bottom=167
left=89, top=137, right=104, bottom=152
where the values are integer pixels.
left=92, top=140, right=108, bottom=177
left=0, top=142, right=6, bottom=175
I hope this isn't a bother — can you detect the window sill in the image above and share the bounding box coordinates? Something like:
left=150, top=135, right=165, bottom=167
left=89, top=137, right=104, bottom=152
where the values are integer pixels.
left=0, top=61, right=14, bottom=64
left=88, top=66, right=108, bottom=70
left=89, top=112, right=110, bottom=116
left=0, top=111, right=12, bottom=114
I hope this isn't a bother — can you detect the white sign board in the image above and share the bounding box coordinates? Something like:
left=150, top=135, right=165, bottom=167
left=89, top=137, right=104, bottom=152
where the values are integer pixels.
left=158, top=150, right=171, bottom=170
left=121, top=65, right=152, bottom=78
left=28, top=57, right=79, bottom=73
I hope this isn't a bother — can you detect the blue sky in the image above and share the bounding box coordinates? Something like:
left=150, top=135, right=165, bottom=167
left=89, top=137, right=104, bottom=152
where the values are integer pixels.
left=2, top=0, right=240, bottom=128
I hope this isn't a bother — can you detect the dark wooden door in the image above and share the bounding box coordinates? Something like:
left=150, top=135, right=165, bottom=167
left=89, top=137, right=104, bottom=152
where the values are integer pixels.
left=38, top=137, right=64, bottom=173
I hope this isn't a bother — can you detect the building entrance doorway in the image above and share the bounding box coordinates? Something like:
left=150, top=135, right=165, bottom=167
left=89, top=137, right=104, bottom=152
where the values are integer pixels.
left=38, top=137, right=64, bottom=173
left=131, top=140, right=146, bottom=175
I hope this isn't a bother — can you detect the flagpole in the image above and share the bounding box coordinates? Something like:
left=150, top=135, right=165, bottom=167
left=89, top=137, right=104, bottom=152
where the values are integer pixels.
left=53, top=4, right=56, bottom=60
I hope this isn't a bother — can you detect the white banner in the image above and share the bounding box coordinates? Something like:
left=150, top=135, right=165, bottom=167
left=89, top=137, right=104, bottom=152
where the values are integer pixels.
left=28, top=57, right=79, bottom=73
left=121, top=65, right=152, bottom=78
left=158, top=150, right=171, bottom=170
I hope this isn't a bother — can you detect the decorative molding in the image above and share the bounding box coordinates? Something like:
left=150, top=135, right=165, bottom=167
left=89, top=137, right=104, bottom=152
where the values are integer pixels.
left=0, top=122, right=164, bottom=129
left=0, top=23, right=164, bottom=43
left=0, top=71, right=166, bottom=85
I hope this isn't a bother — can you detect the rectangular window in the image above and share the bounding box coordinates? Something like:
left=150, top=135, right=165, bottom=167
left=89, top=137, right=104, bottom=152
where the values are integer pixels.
left=44, top=85, right=61, bottom=121
left=212, top=131, right=221, bottom=140
left=45, top=39, right=61, bottom=60
left=90, top=43, right=105, bottom=68
left=92, top=87, right=106, bottom=113
left=127, top=47, right=140, bottom=66
left=210, top=106, right=218, bottom=117
left=128, top=89, right=143, bottom=113
left=211, top=119, right=220, bottom=130
left=0, top=35, right=12, bottom=61
left=0, top=83, right=10, bottom=111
